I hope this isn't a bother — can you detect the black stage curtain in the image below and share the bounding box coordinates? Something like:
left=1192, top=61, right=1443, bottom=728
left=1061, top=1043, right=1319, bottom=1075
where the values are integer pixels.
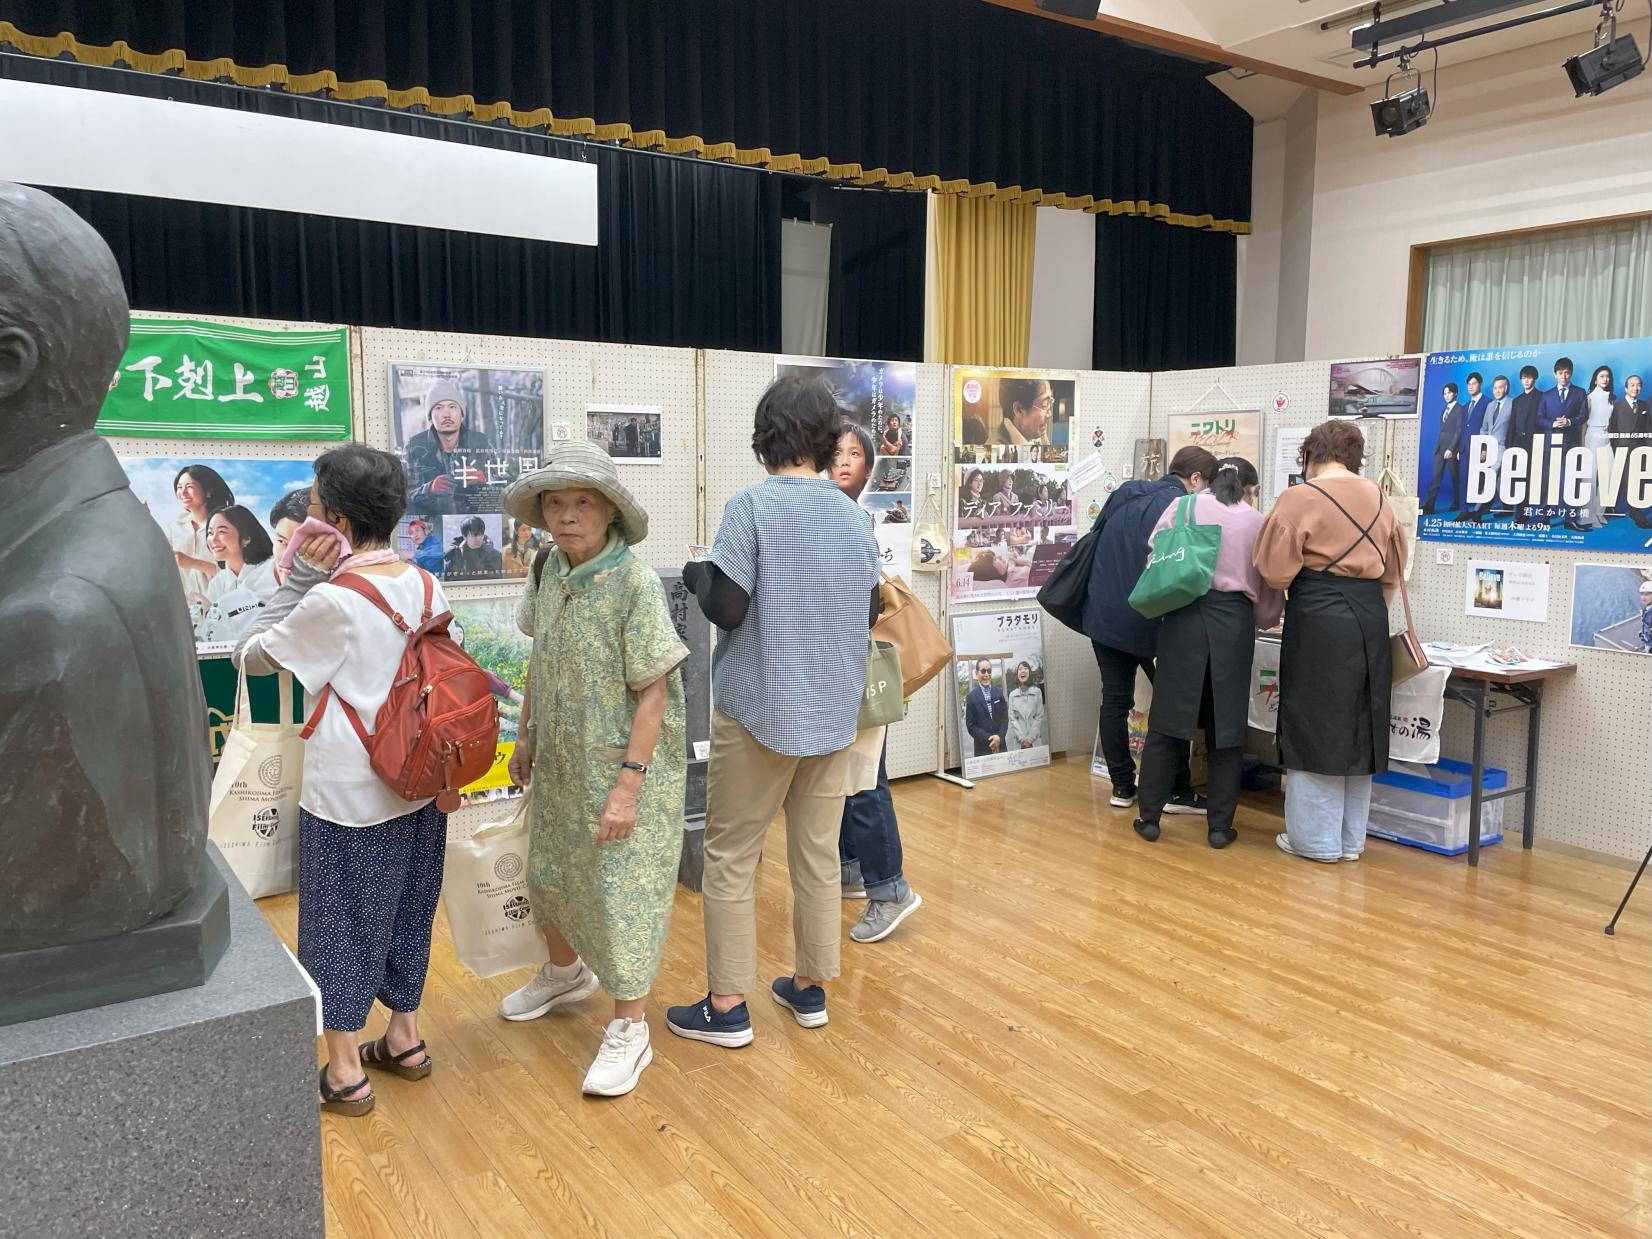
left=1093, top=213, right=1238, bottom=372
left=783, top=183, right=926, bottom=363
left=0, top=55, right=781, bottom=351
left=1, top=0, right=1253, bottom=230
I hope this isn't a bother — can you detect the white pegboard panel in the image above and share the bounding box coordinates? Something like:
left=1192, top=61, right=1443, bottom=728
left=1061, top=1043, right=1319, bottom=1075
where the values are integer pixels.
left=943, top=369, right=1154, bottom=768
left=355, top=328, right=700, bottom=577
left=1151, top=362, right=1652, bottom=862
left=700, top=350, right=944, bottom=780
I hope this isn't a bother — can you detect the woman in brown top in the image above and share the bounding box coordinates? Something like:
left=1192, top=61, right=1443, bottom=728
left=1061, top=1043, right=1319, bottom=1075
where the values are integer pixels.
left=1253, top=421, right=1405, bottom=864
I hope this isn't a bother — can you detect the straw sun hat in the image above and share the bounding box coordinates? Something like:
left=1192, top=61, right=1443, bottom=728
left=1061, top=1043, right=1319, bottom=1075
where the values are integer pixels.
left=502, top=438, right=649, bottom=545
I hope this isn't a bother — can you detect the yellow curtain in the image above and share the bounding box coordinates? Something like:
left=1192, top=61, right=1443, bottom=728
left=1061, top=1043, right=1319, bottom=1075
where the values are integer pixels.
left=928, top=193, right=1037, bottom=367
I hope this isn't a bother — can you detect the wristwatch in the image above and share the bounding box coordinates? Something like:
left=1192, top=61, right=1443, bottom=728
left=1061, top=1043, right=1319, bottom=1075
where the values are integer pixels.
left=620, top=760, right=648, bottom=776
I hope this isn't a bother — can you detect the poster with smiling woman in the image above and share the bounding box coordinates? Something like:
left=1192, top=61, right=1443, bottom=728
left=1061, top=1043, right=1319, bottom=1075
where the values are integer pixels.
left=121, top=454, right=315, bottom=654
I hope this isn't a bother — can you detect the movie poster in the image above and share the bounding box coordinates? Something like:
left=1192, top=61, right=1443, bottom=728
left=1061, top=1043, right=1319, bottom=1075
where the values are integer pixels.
left=1329, top=358, right=1421, bottom=419
left=951, top=609, right=1050, bottom=780
left=950, top=463, right=1077, bottom=602
left=447, top=597, right=531, bottom=800
left=776, top=355, right=917, bottom=577
left=389, top=363, right=545, bottom=581
left=1166, top=410, right=1261, bottom=471
left=121, top=454, right=315, bottom=654
left=1569, top=563, right=1652, bottom=655
left=1417, top=337, right=1652, bottom=550
left=953, top=369, right=1074, bottom=466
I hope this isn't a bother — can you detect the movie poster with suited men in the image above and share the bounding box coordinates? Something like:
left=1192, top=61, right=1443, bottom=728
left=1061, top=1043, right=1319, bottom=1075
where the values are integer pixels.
left=389, top=362, right=545, bottom=581
left=950, top=610, right=1050, bottom=781
left=1417, top=337, right=1652, bottom=551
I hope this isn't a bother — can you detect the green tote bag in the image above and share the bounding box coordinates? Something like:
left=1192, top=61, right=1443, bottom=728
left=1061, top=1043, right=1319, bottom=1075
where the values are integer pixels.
left=857, top=639, right=905, bottom=729
left=1127, top=493, right=1223, bottom=619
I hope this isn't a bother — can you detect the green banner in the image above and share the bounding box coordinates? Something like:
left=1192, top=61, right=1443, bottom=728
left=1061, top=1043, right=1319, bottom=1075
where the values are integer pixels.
left=198, top=656, right=306, bottom=767
left=98, top=317, right=352, bottom=440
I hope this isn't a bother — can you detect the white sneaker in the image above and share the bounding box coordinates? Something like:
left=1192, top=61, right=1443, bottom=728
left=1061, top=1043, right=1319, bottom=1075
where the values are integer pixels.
left=1341, top=851, right=1362, bottom=862
left=1274, top=833, right=1339, bottom=864
left=498, top=961, right=600, bottom=1021
left=582, top=1019, right=653, bottom=1096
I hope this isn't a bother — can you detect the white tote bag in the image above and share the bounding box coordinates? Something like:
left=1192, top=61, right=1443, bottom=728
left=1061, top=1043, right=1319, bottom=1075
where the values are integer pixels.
left=1248, top=637, right=1282, bottom=734
left=442, top=800, right=549, bottom=980
left=1388, top=664, right=1450, bottom=765
left=208, top=669, right=302, bottom=899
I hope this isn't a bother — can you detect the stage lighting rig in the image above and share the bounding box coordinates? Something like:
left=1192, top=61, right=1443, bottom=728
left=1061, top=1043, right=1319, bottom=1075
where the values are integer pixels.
left=1371, top=51, right=1436, bottom=136
left=1563, top=1, right=1648, bottom=96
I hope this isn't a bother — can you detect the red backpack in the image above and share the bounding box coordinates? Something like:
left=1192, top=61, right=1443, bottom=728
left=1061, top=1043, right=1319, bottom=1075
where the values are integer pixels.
left=300, top=569, right=499, bottom=810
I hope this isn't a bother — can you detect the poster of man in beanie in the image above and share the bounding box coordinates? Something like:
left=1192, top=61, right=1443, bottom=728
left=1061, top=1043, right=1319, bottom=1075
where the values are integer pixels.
left=389, top=362, right=544, bottom=522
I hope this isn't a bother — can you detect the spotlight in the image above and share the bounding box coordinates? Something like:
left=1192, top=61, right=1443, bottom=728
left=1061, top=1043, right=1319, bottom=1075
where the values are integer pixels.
left=1371, top=59, right=1434, bottom=139
left=1564, top=35, right=1644, bottom=96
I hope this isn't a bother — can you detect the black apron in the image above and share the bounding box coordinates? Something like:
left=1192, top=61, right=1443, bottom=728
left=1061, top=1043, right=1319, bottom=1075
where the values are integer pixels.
left=1277, top=483, right=1392, bottom=775
left=1146, top=590, right=1255, bottom=749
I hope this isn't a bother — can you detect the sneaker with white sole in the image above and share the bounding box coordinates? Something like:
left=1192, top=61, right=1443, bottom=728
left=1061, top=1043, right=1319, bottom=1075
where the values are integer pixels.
left=1275, top=833, right=1339, bottom=864
left=1341, top=850, right=1362, bottom=862
left=498, top=960, right=601, bottom=1021
left=1108, top=783, right=1138, bottom=809
left=1164, top=791, right=1209, bottom=816
left=850, top=890, right=923, bottom=943
left=770, top=977, right=829, bottom=1028
left=665, top=995, right=755, bottom=1047
left=581, top=1018, right=653, bottom=1097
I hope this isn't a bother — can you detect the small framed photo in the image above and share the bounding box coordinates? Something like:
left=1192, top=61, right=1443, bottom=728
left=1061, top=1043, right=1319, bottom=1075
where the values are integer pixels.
left=586, top=404, right=663, bottom=464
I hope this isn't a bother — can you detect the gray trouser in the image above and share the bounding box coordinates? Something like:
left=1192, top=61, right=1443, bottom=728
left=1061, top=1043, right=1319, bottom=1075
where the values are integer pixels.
left=1284, top=771, right=1372, bottom=859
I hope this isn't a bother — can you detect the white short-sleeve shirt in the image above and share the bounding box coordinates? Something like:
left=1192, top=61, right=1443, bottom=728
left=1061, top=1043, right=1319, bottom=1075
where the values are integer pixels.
left=257, top=566, right=450, bottom=827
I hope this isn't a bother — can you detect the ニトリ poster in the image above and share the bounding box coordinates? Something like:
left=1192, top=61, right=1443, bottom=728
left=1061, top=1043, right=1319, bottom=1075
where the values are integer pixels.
left=1166, top=410, right=1261, bottom=472
left=951, top=609, right=1051, bottom=780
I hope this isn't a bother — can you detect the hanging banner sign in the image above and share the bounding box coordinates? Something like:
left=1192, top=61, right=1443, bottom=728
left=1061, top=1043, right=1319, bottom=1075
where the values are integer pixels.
left=99, top=318, right=352, bottom=440
left=1417, top=336, right=1652, bottom=551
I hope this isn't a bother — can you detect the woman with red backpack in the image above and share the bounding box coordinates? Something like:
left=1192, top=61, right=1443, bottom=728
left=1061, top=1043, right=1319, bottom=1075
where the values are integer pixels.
left=235, top=444, right=476, bottom=1118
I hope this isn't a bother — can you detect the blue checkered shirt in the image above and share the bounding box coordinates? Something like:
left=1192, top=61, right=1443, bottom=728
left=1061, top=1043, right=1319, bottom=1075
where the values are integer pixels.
left=710, top=476, right=880, bottom=756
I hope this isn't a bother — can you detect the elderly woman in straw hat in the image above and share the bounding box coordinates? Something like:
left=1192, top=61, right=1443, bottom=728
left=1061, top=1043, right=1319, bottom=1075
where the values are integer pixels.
left=494, top=440, right=688, bottom=1097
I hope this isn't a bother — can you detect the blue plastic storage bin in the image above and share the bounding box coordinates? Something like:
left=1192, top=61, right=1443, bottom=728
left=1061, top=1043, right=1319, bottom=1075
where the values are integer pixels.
left=1368, top=757, right=1507, bottom=856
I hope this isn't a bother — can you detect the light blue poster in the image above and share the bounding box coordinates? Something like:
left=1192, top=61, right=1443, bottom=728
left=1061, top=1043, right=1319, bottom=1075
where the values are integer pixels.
left=1417, top=336, right=1652, bottom=551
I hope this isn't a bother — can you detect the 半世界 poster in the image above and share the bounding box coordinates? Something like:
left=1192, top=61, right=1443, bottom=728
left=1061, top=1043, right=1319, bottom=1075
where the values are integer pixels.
left=390, top=363, right=545, bottom=582
left=1417, top=337, right=1652, bottom=551
left=950, top=463, right=1077, bottom=602
left=776, top=355, right=916, bottom=577
left=950, top=609, right=1050, bottom=780
left=99, top=318, right=352, bottom=440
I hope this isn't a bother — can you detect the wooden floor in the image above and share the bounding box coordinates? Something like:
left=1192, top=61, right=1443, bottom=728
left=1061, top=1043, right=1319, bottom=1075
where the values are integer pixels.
left=261, top=758, right=1652, bottom=1238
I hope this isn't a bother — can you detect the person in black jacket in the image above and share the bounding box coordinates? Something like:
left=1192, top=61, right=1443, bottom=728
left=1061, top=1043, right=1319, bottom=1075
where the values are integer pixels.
left=1080, top=445, right=1217, bottom=810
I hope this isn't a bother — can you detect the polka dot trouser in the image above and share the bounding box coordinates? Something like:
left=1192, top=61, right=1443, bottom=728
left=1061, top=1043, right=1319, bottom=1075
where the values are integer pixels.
left=297, top=801, right=446, bottom=1033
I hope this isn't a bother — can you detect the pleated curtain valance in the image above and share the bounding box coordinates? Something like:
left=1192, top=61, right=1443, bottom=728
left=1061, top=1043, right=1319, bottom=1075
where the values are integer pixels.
left=0, top=0, right=1252, bottom=233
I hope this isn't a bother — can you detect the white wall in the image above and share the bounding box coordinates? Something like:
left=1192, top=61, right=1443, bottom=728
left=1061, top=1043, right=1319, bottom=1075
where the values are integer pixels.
left=1238, top=32, right=1652, bottom=364
left=1304, top=32, right=1652, bottom=359
left=1026, top=206, right=1097, bottom=369
left=1236, top=116, right=1285, bottom=366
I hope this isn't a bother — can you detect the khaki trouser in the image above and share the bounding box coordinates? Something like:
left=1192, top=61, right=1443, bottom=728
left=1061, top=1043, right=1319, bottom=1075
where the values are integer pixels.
left=703, top=710, right=857, bottom=995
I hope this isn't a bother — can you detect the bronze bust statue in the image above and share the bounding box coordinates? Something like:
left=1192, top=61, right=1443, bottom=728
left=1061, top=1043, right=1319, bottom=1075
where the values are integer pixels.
left=0, top=181, right=227, bottom=1025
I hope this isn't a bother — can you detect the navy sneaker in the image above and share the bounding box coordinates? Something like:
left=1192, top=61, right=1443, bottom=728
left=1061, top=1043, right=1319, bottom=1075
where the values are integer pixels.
left=770, top=977, right=829, bottom=1029
left=665, top=994, right=754, bottom=1047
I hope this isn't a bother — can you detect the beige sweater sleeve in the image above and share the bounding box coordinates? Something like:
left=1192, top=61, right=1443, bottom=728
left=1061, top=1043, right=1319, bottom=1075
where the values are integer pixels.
left=1252, top=507, right=1306, bottom=593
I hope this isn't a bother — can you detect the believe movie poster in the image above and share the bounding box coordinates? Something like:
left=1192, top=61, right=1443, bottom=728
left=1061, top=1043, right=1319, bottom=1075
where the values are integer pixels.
left=1416, top=336, right=1652, bottom=552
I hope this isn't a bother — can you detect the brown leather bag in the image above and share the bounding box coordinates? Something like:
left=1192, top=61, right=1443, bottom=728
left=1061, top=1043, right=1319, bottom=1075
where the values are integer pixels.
left=302, top=570, right=499, bottom=809
left=871, top=574, right=952, bottom=698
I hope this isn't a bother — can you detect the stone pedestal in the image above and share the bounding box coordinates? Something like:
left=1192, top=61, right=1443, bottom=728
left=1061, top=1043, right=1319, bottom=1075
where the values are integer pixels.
left=0, top=848, right=322, bottom=1239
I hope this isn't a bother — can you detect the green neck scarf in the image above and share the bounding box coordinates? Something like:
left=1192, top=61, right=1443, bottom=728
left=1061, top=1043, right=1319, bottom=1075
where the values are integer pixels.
left=550, top=527, right=630, bottom=591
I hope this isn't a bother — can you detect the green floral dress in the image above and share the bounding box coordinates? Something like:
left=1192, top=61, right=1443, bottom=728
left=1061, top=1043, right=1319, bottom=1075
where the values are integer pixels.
left=516, top=550, right=688, bottom=1000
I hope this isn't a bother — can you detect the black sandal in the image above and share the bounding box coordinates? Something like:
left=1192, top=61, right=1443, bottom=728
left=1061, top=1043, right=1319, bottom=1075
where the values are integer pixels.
left=319, top=1066, right=375, bottom=1116
left=359, top=1035, right=433, bottom=1081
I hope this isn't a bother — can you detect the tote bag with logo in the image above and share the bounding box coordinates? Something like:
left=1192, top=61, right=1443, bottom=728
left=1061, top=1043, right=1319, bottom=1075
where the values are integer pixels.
left=442, top=800, right=550, bottom=980
left=208, top=669, right=302, bottom=899
left=1128, top=493, right=1222, bottom=619
left=858, top=639, right=905, bottom=730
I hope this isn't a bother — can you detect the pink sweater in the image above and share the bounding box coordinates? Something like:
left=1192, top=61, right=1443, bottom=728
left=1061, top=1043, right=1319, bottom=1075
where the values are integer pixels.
left=1149, top=491, right=1284, bottom=629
